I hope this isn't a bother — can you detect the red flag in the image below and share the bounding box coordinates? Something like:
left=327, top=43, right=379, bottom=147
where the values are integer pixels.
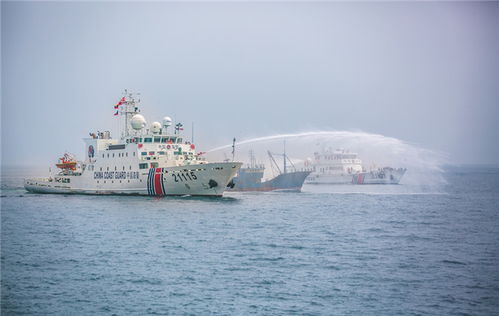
left=114, top=97, right=125, bottom=108
left=114, top=110, right=119, bottom=116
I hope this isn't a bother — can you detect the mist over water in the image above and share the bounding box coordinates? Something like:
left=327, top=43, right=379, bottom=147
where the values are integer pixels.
left=207, top=130, right=447, bottom=191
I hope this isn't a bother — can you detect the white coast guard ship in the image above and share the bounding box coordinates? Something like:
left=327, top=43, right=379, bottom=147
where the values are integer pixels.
left=306, top=148, right=364, bottom=184
left=24, top=90, right=242, bottom=196
left=305, top=148, right=406, bottom=184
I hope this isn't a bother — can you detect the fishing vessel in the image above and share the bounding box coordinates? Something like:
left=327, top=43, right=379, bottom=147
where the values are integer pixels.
left=229, top=147, right=311, bottom=192
left=352, top=167, right=406, bottom=184
left=24, top=90, right=242, bottom=196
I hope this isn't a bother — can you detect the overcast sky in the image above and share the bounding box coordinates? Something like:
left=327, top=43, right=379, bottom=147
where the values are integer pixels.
left=2, top=1, right=498, bottom=166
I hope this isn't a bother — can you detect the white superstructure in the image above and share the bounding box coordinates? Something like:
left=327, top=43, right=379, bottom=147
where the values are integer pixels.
left=305, top=148, right=364, bottom=184
left=24, top=90, right=242, bottom=196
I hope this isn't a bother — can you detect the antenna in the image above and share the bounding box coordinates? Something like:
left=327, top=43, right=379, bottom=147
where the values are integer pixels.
left=232, top=138, right=236, bottom=161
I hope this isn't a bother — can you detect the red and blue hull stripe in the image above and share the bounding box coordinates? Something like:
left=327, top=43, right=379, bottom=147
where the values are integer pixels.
left=147, top=168, right=166, bottom=196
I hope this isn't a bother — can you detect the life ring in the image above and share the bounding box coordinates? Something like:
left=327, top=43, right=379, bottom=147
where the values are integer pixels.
left=167, top=145, right=171, bottom=149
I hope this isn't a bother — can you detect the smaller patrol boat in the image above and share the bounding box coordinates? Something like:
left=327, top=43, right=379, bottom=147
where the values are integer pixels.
left=229, top=145, right=311, bottom=192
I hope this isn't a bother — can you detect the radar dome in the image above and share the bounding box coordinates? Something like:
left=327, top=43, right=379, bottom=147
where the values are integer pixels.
left=130, top=114, right=146, bottom=130
left=150, top=121, right=161, bottom=134
left=162, top=116, right=172, bottom=128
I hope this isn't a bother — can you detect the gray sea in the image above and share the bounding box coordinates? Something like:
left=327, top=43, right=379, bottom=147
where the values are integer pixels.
left=1, top=166, right=498, bottom=315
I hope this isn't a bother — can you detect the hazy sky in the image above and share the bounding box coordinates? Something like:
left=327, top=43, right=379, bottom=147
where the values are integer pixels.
left=2, top=1, right=498, bottom=166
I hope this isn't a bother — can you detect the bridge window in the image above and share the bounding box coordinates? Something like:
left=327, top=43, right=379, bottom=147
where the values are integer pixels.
left=154, top=137, right=161, bottom=143
left=144, top=138, right=152, bottom=143
left=139, top=163, right=148, bottom=169
left=150, top=162, right=158, bottom=168
left=141, top=152, right=147, bottom=156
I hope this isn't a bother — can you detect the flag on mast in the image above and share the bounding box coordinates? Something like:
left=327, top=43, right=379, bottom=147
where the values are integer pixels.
left=114, top=97, right=125, bottom=109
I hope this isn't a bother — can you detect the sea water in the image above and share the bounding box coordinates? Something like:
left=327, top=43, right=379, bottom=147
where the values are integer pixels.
left=1, top=166, right=498, bottom=315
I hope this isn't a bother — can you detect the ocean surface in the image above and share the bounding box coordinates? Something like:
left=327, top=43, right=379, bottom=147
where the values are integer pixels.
left=1, top=166, right=498, bottom=315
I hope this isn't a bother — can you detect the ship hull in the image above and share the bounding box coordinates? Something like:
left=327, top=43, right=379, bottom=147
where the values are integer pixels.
left=352, top=168, right=406, bottom=184
left=24, top=162, right=242, bottom=196
left=229, top=171, right=311, bottom=192
left=305, top=173, right=354, bottom=184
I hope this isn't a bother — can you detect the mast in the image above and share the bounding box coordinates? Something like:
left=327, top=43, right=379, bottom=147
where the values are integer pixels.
left=191, top=122, right=194, bottom=143
left=119, top=89, right=140, bottom=138
left=268, top=151, right=282, bottom=175
left=249, top=150, right=256, bottom=168
left=232, top=138, right=236, bottom=161
left=283, top=140, right=287, bottom=174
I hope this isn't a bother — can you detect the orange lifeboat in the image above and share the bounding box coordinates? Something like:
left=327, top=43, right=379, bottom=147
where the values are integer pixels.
left=56, top=154, right=77, bottom=170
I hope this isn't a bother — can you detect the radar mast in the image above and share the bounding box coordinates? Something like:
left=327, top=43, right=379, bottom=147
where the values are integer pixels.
left=118, top=89, right=141, bottom=138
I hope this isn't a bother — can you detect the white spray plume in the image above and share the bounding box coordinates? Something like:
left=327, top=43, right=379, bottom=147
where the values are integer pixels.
left=207, top=130, right=448, bottom=189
